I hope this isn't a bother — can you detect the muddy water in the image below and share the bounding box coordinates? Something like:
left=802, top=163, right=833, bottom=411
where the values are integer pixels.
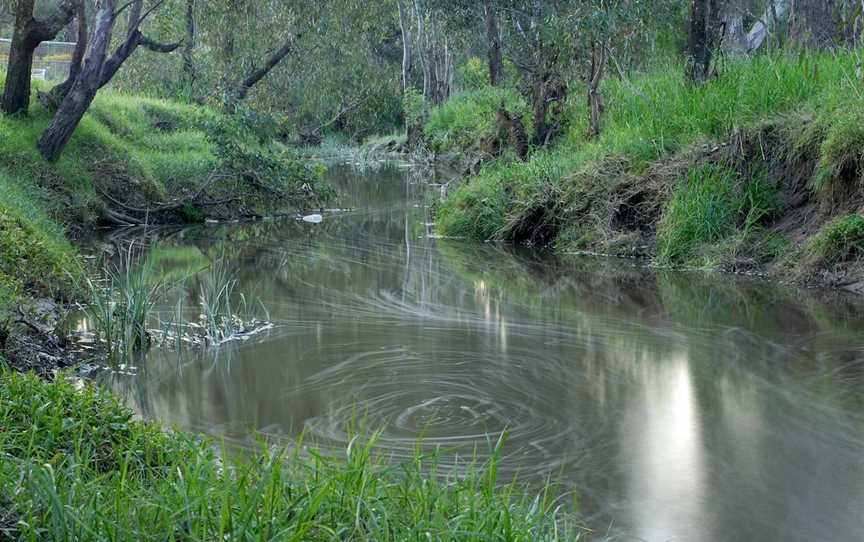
left=101, top=163, right=864, bottom=542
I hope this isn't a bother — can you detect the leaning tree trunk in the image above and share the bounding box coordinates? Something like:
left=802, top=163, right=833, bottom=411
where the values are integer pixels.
left=41, top=0, right=87, bottom=111
left=484, top=0, right=503, bottom=86
left=37, top=3, right=117, bottom=162
left=42, top=0, right=179, bottom=111
left=1, top=0, right=76, bottom=115
left=224, top=35, right=296, bottom=113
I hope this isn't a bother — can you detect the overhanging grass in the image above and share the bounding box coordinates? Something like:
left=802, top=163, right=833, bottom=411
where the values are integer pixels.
left=437, top=51, right=864, bottom=272
left=0, top=368, right=584, bottom=541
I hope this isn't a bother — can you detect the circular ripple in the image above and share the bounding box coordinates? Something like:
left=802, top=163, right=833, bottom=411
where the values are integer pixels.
left=299, top=343, right=585, bottom=479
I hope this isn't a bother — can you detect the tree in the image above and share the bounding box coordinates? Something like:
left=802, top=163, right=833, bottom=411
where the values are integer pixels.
left=483, top=0, right=503, bottom=86
left=1, top=0, right=77, bottom=115
left=790, top=0, right=860, bottom=47
left=37, top=0, right=180, bottom=161
left=687, top=0, right=725, bottom=83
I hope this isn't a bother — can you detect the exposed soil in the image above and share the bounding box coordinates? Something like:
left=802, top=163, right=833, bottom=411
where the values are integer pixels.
left=0, top=299, right=82, bottom=378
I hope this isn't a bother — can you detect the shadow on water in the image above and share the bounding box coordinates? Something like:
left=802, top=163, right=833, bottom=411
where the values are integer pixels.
left=90, top=162, right=864, bottom=542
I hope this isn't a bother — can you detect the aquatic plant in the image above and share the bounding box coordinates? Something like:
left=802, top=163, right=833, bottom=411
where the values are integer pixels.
left=83, top=244, right=163, bottom=364
left=197, top=258, right=270, bottom=346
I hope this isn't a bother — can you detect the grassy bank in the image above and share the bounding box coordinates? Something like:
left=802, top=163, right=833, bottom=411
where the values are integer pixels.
left=433, top=52, right=864, bottom=291
left=0, top=367, right=582, bottom=541
left=0, top=80, right=331, bottom=317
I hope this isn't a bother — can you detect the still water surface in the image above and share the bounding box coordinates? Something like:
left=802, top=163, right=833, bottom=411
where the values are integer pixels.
left=101, top=163, right=864, bottom=541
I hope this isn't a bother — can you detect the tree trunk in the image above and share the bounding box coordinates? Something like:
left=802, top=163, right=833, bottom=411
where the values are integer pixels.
left=1, top=0, right=38, bottom=116
left=98, top=1, right=182, bottom=90
left=40, top=0, right=88, bottom=111
left=37, top=3, right=117, bottom=162
left=531, top=44, right=566, bottom=147
left=1, top=0, right=76, bottom=115
left=687, top=0, right=724, bottom=83
left=746, top=0, right=792, bottom=52
left=790, top=0, right=854, bottom=47
left=398, top=0, right=413, bottom=93
left=182, top=0, right=197, bottom=90
left=587, top=41, right=608, bottom=139
left=484, top=0, right=503, bottom=86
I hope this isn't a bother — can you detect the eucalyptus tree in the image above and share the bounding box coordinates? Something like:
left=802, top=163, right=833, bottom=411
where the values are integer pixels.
left=687, top=0, right=726, bottom=83
left=1, top=0, right=77, bottom=115
left=38, top=0, right=182, bottom=161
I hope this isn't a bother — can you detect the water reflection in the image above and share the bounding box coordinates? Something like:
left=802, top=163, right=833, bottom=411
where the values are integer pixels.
left=97, top=163, right=864, bottom=542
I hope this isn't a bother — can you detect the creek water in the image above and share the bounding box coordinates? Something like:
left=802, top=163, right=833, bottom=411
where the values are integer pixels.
left=98, top=163, right=864, bottom=542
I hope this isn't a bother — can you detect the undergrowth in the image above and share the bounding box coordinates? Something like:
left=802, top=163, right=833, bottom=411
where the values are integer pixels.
left=0, top=368, right=585, bottom=541
left=0, top=82, right=331, bottom=321
left=435, top=50, right=864, bottom=275
left=656, top=164, right=777, bottom=266
left=425, top=87, right=532, bottom=154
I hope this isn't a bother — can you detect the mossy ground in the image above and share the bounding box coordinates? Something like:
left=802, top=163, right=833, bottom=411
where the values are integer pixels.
left=433, top=52, right=864, bottom=289
left=0, top=367, right=582, bottom=541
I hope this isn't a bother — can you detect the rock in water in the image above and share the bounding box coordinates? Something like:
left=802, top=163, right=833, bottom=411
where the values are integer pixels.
left=302, top=214, right=323, bottom=224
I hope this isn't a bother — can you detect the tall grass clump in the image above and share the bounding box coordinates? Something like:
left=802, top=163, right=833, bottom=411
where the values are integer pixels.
left=197, top=258, right=269, bottom=345
left=425, top=87, right=531, bottom=154
left=656, top=164, right=777, bottom=266
left=0, top=369, right=586, bottom=541
left=801, top=214, right=864, bottom=268
left=84, top=244, right=163, bottom=362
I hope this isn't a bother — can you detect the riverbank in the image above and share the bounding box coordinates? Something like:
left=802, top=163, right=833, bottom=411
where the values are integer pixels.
left=0, top=83, right=332, bottom=364
left=0, top=366, right=583, bottom=541
left=431, top=52, right=864, bottom=294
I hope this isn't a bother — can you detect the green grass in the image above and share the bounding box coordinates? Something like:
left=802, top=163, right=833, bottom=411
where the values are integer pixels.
left=0, top=169, right=78, bottom=312
left=0, top=368, right=584, bottom=541
left=656, top=164, right=777, bottom=266
left=0, top=77, right=331, bottom=318
left=425, top=87, right=532, bottom=154
left=802, top=214, right=864, bottom=268
left=435, top=50, right=864, bottom=273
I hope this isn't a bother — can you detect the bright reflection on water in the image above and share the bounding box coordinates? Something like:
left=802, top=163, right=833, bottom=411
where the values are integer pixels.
left=99, top=163, right=864, bottom=542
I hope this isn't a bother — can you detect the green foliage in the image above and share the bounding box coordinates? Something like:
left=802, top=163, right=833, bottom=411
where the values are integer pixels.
left=459, top=57, right=491, bottom=91
left=806, top=98, right=864, bottom=198
left=425, top=87, right=531, bottom=154
left=0, top=170, right=78, bottom=313
left=438, top=50, right=861, bottom=273
left=657, top=165, right=777, bottom=266
left=83, top=245, right=163, bottom=363
left=0, top=369, right=584, bottom=541
left=402, top=87, right=427, bottom=127
left=204, top=113, right=334, bottom=207
left=803, top=214, right=864, bottom=268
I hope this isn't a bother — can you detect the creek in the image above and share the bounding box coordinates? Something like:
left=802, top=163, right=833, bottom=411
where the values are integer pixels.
left=95, top=162, right=864, bottom=542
